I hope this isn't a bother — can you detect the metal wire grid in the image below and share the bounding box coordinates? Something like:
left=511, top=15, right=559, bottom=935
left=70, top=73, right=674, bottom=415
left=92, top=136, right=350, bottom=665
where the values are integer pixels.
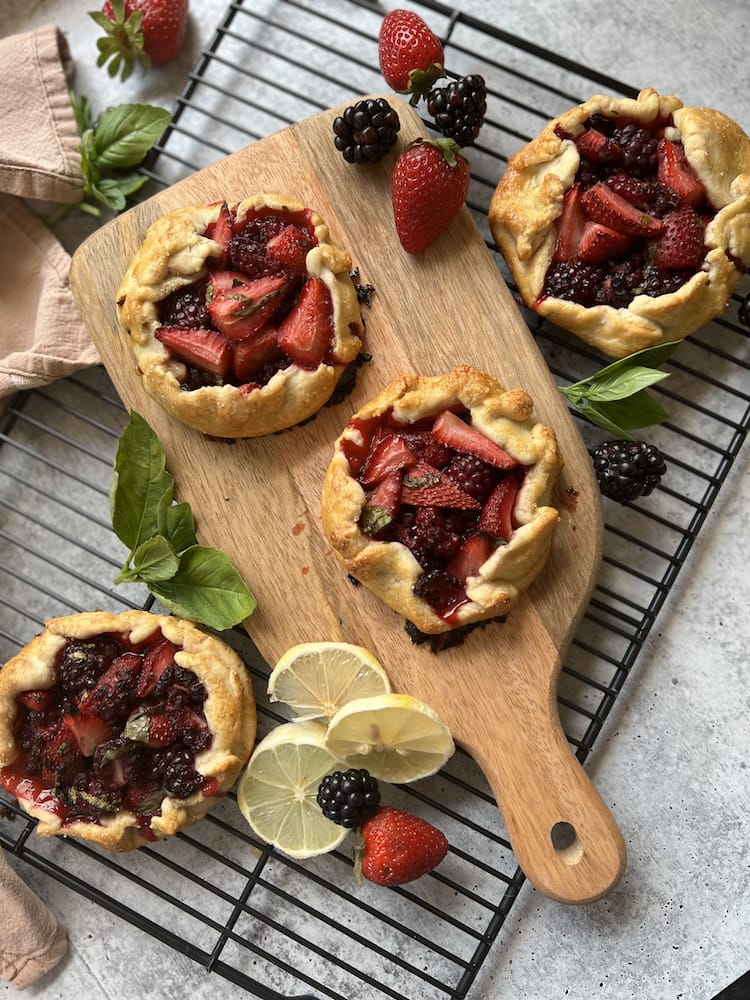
left=1, top=1, right=748, bottom=998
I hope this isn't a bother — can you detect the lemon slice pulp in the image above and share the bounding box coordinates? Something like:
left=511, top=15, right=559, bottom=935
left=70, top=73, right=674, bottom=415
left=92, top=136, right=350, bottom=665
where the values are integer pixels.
left=267, top=642, right=392, bottom=723
left=323, top=693, right=455, bottom=784
left=236, top=721, right=348, bottom=859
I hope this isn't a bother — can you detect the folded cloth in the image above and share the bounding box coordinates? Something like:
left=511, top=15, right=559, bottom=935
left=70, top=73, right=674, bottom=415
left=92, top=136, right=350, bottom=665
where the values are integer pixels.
left=0, top=849, right=68, bottom=989
left=0, top=24, right=100, bottom=399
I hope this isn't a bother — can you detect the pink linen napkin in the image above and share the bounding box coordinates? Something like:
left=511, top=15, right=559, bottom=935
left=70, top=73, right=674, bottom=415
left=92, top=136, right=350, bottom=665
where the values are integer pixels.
left=0, top=849, right=68, bottom=989
left=0, top=24, right=100, bottom=398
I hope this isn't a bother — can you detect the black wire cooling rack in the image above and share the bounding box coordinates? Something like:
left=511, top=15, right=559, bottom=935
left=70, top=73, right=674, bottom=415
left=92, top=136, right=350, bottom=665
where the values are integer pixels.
left=1, top=2, right=749, bottom=998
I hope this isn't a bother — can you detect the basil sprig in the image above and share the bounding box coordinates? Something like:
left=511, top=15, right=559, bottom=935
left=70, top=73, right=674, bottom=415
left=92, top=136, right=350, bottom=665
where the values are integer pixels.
left=110, top=412, right=257, bottom=631
left=559, top=341, right=680, bottom=439
left=49, top=93, right=170, bottom=222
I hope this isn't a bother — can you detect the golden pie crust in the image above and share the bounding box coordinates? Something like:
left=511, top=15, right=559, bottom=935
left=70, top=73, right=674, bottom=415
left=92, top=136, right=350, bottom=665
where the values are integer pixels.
left=489, top=88, right=750, bottom=358
left=116, top=194, right=364, bottom=437
left=0, top=610, right=256, bottom=851
left=321, top=366, right=562, bottom=634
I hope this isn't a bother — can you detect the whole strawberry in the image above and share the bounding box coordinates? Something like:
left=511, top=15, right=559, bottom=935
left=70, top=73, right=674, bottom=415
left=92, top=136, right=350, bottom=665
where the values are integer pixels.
left=379, top=8, right=445, bottom=105
left=392, top=138, right=470, bottom=254
left=356, top=806, right=449, bottom=887
left=91, top=0, right=189, bottom=81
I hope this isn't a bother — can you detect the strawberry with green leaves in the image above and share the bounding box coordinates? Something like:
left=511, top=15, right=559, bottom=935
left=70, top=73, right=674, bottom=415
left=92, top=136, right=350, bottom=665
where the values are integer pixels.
left=378, top=8, right=445, bottom=104
left=91, top=0, right=189, bottom=81
left=356, top=806, right=449, bottom=887
left=391, top=138, right=470, bottom=254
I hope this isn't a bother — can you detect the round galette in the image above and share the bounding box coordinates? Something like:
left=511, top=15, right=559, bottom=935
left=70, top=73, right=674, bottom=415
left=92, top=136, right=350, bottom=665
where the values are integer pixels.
left=321, top=366, right=562, bottom=635
left=0, top=610, right=256, bottom=851
left=116, top=194, right=364, bottom=437
left=489, top=88, right=750, bottom=357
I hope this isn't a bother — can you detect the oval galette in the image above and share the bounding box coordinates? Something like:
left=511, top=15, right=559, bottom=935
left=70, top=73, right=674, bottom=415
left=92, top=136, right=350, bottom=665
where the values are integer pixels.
left=321, top=366, right=562, bottom=636
left=0, top=610, right=256, bottom=851
left=116, top=194, right=364, bottom=437
left=489, top=88, right=750, bottom=357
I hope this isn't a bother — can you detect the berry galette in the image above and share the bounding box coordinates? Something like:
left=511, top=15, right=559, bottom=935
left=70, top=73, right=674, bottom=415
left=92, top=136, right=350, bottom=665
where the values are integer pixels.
left=0, top=611, right=256, bottom=851
left=116, top=194, right=364, bottom=437
left=321, top=366, right=562, bottom=635
left=489, top=88, right=750, bottom=357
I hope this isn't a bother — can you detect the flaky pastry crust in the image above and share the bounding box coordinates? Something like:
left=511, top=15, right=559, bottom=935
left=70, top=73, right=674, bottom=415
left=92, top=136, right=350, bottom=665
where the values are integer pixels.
left=0, top=610, right=256, bottom=851
left=489, top=88, right=750, bottom=358
left=321, top=366, right=562, bottom=634
left=116, top=194, right=364, bottom=437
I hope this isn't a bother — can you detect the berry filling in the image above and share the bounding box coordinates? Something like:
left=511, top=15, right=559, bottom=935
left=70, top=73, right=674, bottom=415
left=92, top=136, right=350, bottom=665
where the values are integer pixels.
left=154, top=202, right=340, bottom=391
left=342, top=408, right=526, bottom=624
left=542, top=113, right=719, bottom=307
left=0, top=630, right=213, bottom=830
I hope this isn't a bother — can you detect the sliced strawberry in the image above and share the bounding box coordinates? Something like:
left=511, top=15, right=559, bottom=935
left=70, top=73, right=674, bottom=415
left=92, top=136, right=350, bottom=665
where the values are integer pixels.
left=656, top=139, right=706, bottom=207
left=18, top=689, right=54, bottom=713
left=148, top=714, right=177, bottom=747
left=575, top=128, right=622, bottom=165
left=232, top=326, right=281, bottom=382
left=266, top=224, right=314, bottom=273
left=63, top=713, right=113, bottom=757
left=395, top=427, right=453, bottom=467
left=552, top=184, right=587, bottom=263
left=77, top=652, right=142, bottom=721
left=432, top=410, right=518, bottom=470
left=652, top=206, right=706, bottom=270
left=360, top=434, right=418, bottom=487
left=208, top=272, right=287, bottom=341
left=446, top=533, right=493, bottom=581
left=581, top=183, right=665, bottom=237
left=155, top=326, right=231, bottom=379
left=135, top=638, right=179, bottom=698
left=401, top=462, right=481, bottom=509
left=278, top=277, right=333, bottom=369
left=479, top=473, right=523, bottom=541
left=204, top=200, right=234, bottom=267
left=576, top=221, right=633, bottom=264
left=360, top=471, right=402, bottom=536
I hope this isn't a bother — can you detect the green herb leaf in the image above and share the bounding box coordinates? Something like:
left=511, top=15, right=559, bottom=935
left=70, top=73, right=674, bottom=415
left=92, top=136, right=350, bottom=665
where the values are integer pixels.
left=131, top=535, right=180, bottom=583
left=109, top=411, right=174, bottom=552
left=360, top=505, right=392, bottom=537
left=165, top=502, right=197, bottom=554
left=148, top=546, right=257, bottom=631
left=559, top=341, right=679, bottom=440
left=93, top=104, right=171, bottom=169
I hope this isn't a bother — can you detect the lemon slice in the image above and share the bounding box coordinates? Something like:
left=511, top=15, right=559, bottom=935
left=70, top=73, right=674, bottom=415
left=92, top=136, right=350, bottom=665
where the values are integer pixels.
left=324, top=694, right=455, bottom=784
left=236, top=721, right=348, bottom=859
left=267, top=642, right=392, bottom=723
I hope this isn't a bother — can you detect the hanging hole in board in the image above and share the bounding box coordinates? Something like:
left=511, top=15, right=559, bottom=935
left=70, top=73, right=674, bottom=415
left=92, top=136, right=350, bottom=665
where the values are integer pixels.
left=551, top=821, right=583, bottom=863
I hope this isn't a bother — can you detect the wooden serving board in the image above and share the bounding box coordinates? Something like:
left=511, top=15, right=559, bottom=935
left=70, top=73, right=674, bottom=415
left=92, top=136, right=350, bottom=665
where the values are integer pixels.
left=70, top=97, right=625, bottom=904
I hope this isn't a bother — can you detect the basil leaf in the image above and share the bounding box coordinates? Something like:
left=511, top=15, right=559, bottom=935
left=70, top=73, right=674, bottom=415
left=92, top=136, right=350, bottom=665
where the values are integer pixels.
left=93, top=104, right=171, bottom=170
left=165, top=502, right=197, bottom=554
left=131, top=535, right=180, bottom=583
left=148, top=546, right=257, bottom=630
left=595, top=391, right=671, bottom=430
left=570, top=401, right=634, bottom=439
left=579, top=340, right=681, bottom=386
left=579, top=366, right=670, bottom=403
left=110, top=411, right=174, bottom=551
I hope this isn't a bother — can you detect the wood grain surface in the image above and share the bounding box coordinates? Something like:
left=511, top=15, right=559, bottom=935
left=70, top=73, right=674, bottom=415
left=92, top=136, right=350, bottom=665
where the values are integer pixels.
left=70, top=96, right=625, bottom=904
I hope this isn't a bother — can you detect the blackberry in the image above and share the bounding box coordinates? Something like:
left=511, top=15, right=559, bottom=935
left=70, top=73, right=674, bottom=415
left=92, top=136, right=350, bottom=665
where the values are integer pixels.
left=413, top=568, right=466, bottom=616
left=58, top=637, right=120, bottom=696
left=332, top=98, right=401, bottom=164
left=544, top=261, right=605, bottom=306
left=739, top=291, right=750, bottom=327
left=593, top=259, right=645, bottom=308
left=317, top=768, right=380, bottom=828
left=427, top=74, right=487, bottom=147
left=443, top=453, right=498, bottom=503
left=229, top=216, right=287, bottom=276
left=159, top=280, right=211, bottom=328
left=593, top=440, right=667, bottom=502
left=639, top=267, right=691, bottom=298
left=610, top=123, right=658, bottom=178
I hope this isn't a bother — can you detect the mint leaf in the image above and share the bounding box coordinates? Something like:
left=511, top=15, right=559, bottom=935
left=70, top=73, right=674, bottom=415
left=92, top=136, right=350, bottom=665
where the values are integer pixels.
left=149, top=546, right=257, bottom=631
left=110, top=411, right=174, bottom=551
left=165, top=502, right=197, bottom=554
left=131, top=535, right=180, bottom=583
left=93, top=104, right=170, bottom=169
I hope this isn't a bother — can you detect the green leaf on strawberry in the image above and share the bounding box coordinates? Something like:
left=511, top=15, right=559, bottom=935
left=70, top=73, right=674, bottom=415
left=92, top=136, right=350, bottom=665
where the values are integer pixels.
left=559, top=341, right=680, bottom=439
